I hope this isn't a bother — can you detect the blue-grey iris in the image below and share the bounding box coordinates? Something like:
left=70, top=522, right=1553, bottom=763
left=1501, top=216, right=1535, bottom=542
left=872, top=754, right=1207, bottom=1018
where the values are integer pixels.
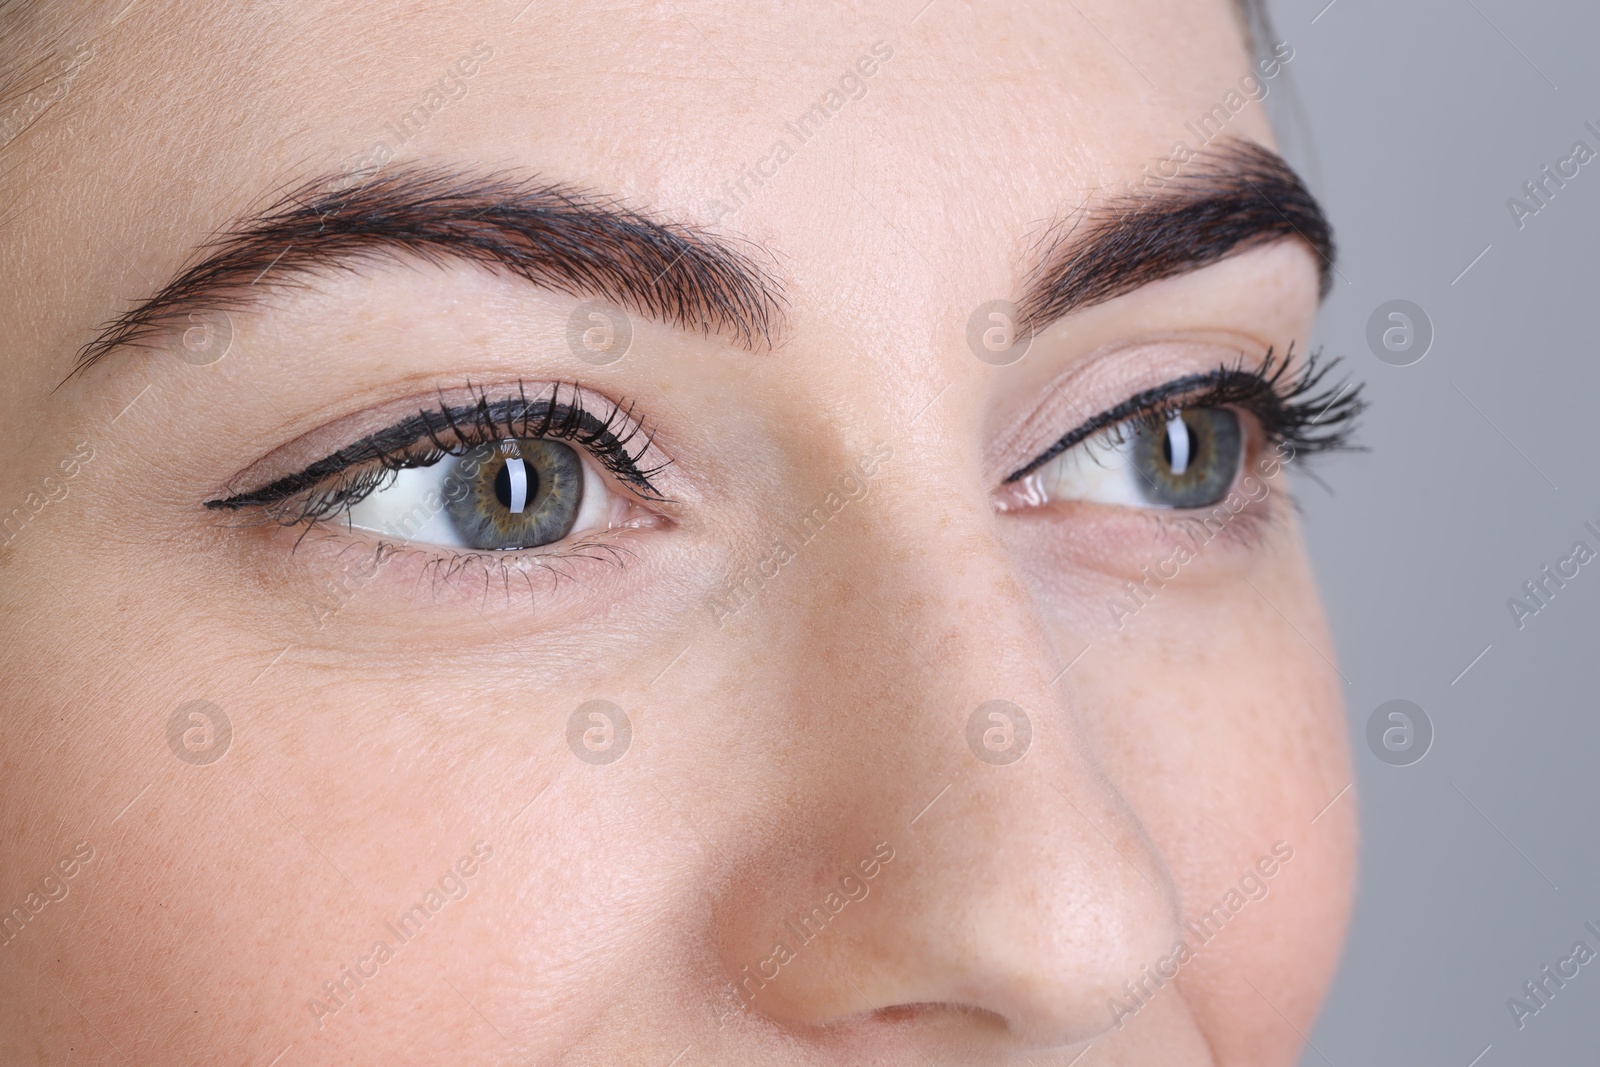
left=1129, top=409, right=1242, bottom=508
left=443, top=438, right=584, bottom=549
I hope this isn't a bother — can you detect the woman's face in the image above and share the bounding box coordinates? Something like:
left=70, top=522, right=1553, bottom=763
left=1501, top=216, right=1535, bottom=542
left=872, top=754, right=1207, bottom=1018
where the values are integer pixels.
left=0, top=2, right=1357, bottom=1063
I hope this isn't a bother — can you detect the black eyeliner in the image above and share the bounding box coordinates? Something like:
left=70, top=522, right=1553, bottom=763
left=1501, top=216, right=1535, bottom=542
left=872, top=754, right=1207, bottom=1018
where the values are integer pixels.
left=205, top=382, right=667, bottom=523
left=1004, top=346, right=1364, bottom=484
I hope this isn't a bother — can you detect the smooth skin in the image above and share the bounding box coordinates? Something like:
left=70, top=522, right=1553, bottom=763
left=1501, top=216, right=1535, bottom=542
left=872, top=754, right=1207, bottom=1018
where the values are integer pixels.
left=0, top=2, right=1354, bottom=1064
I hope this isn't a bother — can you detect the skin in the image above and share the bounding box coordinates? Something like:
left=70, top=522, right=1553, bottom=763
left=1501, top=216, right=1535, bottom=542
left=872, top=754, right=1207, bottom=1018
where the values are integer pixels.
left=0, top=2, right=1355, bottom=1064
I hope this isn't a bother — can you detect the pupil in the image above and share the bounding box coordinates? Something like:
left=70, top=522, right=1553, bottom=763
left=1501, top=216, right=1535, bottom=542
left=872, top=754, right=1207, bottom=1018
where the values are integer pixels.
left=493, top=458, right=538, bottom=511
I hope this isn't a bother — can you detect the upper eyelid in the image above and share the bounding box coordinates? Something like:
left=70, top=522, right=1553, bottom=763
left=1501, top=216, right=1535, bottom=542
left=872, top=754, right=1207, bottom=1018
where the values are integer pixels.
left=207, top=412, right=447, bottom=509
left=1004, top=371, right=1226, bottom=485
left=1004, top=347, right=1365, bottom=485
left=205, top=390, right=664, bottom=511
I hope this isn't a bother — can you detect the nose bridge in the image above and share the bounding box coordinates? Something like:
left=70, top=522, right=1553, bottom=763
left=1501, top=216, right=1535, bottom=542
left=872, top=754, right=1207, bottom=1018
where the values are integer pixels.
left=711, top=469, right=1183, bottom=1048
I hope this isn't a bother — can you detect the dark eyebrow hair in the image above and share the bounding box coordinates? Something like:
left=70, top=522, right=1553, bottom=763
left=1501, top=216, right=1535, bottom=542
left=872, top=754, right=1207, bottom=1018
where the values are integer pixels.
left=71, top=166, right=786, bottom=376
left=1019, top=140, right=1334, bottom=333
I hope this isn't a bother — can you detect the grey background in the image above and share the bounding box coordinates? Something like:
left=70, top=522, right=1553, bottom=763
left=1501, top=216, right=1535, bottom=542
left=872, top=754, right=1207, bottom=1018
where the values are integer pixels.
left=1262, top=0, right=1600, bottom=1063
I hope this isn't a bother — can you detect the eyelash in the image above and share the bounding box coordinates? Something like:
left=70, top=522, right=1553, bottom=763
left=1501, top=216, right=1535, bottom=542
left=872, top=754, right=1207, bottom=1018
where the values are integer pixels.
left=206, top=348, right=1360, bottom=555
left=204, top=381, right=667, bottom=528
left=1004, top=344, right=1365, bottom=485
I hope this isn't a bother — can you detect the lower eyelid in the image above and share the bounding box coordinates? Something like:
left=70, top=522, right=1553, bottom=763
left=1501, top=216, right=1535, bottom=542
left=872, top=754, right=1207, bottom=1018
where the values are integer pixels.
left=246, top=520, right=653, bottom=615
left=991, top=487, right=1286, bottom=609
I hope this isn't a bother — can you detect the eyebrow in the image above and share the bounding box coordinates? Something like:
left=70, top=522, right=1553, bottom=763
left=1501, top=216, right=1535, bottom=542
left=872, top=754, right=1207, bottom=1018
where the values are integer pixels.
left=1018, top=140, right=1334, bottom=334
left=74, top=143, right=1327, bottom=377
left=72, top=166, right=787, bottom=376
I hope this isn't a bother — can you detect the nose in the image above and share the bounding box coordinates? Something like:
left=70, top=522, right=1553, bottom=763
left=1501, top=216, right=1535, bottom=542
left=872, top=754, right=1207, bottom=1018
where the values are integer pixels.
left=708, top=464, right=1183, bottom=1051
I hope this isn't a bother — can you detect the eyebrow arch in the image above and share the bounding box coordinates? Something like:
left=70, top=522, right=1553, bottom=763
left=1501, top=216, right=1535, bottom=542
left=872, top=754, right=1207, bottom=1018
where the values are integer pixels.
left=1018, top=140, right=1334, bottom=334
left=71, top=166, right=786, bottom=377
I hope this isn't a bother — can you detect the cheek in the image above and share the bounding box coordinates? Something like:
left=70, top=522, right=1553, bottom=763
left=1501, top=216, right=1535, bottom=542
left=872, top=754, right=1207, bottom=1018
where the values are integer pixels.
left=1069, top=531, right=1355, bottom=1062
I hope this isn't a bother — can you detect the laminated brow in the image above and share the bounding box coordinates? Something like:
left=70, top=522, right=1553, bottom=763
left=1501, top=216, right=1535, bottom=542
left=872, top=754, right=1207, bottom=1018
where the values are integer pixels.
left=204, top=382, right=667, bottom=527
left=69, top=165, right=788, bottom=380
left=1004, top=346, right=1365, bottom=484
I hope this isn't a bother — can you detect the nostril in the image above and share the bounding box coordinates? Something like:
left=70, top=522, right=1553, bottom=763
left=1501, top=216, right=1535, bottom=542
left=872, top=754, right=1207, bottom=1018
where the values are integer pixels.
left=869, top=1000, right=1002, bottom=1027
left=873, top=1002, right=930, bottom=1023
left=828, top=999, right=1023, bottom=1051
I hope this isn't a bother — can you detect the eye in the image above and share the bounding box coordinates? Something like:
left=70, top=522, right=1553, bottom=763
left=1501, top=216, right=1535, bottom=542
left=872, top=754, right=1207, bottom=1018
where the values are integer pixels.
left=205, top=384, right=669, bottom=552
left=999, top=350, right=1366, bottom=517
left=342, top=437, right=618, bottom=550
left=1029, top=407, right=1245, bottom=509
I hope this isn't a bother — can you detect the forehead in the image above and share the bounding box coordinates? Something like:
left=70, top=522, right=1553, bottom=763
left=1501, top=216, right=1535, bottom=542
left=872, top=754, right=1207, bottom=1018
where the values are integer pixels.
left=12, top=2, right=1258, bottom=211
